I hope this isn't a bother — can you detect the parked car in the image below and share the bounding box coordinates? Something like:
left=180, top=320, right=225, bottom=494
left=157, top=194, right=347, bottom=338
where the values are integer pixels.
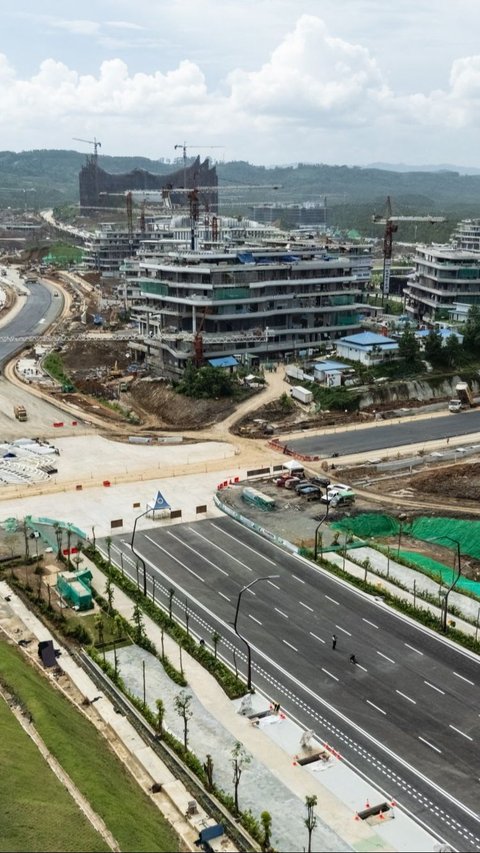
left=297, top=485, right=321, bottom=500
left=284, top=477, right=301, bottom=489
left=309, top=476, right=331, bottom=488
left=295, top=481, right=321, bottom=495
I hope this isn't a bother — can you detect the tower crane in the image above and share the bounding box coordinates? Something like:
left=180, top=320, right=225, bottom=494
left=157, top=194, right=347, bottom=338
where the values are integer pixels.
left=72, top=137, right=102, bottom=159
left=174, top=143, right=224, bottom=188
left=372, top=196, right=446, bottom=305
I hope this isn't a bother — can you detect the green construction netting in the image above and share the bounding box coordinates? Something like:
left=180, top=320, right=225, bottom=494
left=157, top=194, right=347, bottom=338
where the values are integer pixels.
left=398, top=550, right=480, bottom=595
left=333, top=513, right=480, bottom=596
left=332, top=513, right=400, bottom=538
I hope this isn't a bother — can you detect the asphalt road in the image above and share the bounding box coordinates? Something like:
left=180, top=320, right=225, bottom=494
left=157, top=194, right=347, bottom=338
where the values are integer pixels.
left=284, top=409, right=480, bottom=457
left=105, top=517, right=480, bottom=852
left=0, top=279, right=59, bottom=367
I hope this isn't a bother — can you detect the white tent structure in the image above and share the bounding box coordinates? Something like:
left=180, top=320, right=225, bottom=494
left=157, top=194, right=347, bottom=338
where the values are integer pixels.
left=281, top=459, right=304, bottom=473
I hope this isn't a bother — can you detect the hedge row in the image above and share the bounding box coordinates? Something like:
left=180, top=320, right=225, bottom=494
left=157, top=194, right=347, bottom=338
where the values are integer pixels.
left=85, top=546, right=246, bottom=699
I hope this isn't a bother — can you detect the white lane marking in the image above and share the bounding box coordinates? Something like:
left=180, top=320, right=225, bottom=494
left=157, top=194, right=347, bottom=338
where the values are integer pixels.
left=366, top=700, right=386, bottom=715
left=453, top=672, right=475, bottom=686
left=134, top=552, right=480, bottom=827
left=144, top=535, right=205, bottom=582
left=325, top=595, right=339, bottom=605
left=363, top=618, right=379, bottom=629
left=309, top=632, right=325, bottom=644
left=424, top=681, right=445, bottom=695
left=292, top=574, right=305, bottom=584
left=418, top=736, right=442, bottom=754
left=283, top=640, right=297, bottom=652
left=267, top=580, right=280, bottom=590
left=218, top=591, right=230, bottom=602
left=166, top=530, right=228, bottom=575
left=396, top=689, right=416, bottom=705
left=248, top=614, right=262, bottom=626
left=377, top=650, right=395, bottom=664
left=335, top=625, right=352, bottom=636
left=322, top=667, right=339, bottom=682
left=275, top=607, right=289, bottom=619
left=189, top=526, right=253, bottom=571
left=356, top=663, right=368, bottom=672
left=246, top=587, right=256, bottom=596
left=210, top=522, right=277, bottom=565
left=449, top=724, right=473, bottom=742
left=404, top=642, right=423, bottom=655
left=299, top=601, right=314, bottom=612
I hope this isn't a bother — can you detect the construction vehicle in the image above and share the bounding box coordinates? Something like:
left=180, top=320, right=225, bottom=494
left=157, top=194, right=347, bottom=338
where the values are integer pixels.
left=14, top=404, right=27, bottom=421
left=373, top=197, right=446, bottom=305
left=449, top=382, right=476, bottom=412
left=290, top=386, right=313, bottom=404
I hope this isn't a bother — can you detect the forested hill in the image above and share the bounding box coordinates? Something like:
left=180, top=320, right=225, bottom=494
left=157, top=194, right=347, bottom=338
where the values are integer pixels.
left=1, top=148, right=479, bottom=241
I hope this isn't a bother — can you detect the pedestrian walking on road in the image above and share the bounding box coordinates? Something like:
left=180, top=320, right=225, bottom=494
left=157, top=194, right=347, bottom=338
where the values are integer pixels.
left=349, top=653, right=357, bottom=665
left=332, top=634, right=337, bottom=650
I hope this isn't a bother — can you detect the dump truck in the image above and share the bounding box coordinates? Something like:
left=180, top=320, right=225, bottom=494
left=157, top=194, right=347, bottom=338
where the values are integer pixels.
left=449, top=382, right=476, bottom=411
left=14, top=405, right=27, bottom=421
left=290, top=385, right=313, bottom=404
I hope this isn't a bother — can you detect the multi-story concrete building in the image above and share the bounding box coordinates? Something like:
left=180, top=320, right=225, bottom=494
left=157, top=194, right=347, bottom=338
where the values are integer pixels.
left=404, top=243, right=480, bottom=323
left=128, top=244, right=372, bottom=378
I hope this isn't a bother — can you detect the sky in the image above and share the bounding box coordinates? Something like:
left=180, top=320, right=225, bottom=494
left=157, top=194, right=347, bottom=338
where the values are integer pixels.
left=3, top=1, right=480, bottom=168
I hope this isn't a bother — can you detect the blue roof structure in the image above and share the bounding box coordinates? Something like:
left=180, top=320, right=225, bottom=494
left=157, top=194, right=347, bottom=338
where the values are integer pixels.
left=313, top=360, right=350, bottom=371
left=208, top=356, right=239, bottom=368
left=416, top=328, right=463, bottom=341
left=339, top=331, right=397, bottom=347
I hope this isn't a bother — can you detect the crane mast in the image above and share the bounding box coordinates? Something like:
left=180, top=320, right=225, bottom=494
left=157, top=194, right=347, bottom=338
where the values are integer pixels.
left=373, top=196, right=446, bottom=305
left=174, top=142, right=224, bottom=188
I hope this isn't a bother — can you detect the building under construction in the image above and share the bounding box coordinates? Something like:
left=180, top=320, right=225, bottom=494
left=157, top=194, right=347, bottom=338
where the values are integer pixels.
left=79, top=155, right=218, bottom=212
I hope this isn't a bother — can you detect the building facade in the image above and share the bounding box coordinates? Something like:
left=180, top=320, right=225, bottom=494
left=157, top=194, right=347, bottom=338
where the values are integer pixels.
left=404, top=244, right=480, bottom=323
left=128, top=245, right=372, bottom=378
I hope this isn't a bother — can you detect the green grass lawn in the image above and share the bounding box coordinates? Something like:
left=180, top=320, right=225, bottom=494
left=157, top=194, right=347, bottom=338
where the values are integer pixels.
left=0, top=693, right=109, bottom=853
left=0, top=640, right=180, bottom=852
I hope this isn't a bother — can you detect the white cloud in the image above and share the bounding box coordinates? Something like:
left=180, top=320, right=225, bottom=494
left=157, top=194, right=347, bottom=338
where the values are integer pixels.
left=2, top=12, right=480, bottom=165
left=50, top=19, right=100, bottom=37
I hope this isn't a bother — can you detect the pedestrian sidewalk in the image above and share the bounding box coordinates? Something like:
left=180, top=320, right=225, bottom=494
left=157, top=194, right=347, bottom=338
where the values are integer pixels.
left=325, top=545, right=480, bottom=641
left=86, top=556, right=440, bottom=853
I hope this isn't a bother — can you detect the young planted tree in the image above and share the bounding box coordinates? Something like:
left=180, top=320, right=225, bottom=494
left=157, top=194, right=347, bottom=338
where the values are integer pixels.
left=105, top=536, right=112, bottom=569
left=203, top=754, right=214, bottom=791
left=94, top=614, right=105, bottom=661
left=132, top=601, right=145, bottom=644
left=174, top=691, right=193, bottom=752
left=168, top=587, right=175, bottom=621
left=53, top=521, right=62, bottom=560
left=155, top=698, right=165, bottom=738
left=231, top=741, right=251, bottom=815
left=304, top=795, right=318, bottom=853
left=113, top=613, right=124, bottom=641
left=212, top=630, right=221, bottom=661
left=260, top=811, right=273, bottom=853
left=105, top=574, right=114, bottom=614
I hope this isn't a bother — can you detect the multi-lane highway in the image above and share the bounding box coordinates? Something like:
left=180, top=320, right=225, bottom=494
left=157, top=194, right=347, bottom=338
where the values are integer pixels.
left=0, top=278, right=60, bottom=367
left=284, top=409, right=480, bottom=457
left=106, top=517, right=480, bottom=851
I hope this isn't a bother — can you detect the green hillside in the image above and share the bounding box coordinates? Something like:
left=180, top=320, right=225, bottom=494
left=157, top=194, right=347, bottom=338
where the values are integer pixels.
left=0, top=148, right=478, bottom=240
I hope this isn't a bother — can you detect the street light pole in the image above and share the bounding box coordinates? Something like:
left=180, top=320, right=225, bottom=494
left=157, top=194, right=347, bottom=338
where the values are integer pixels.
left=233, top=575, right=280, bottom=691
left=314, top=506, right=330, bottom=561
left=130, top=508, right=150, bottom=597
left=427, top=535, right=462, bottom=633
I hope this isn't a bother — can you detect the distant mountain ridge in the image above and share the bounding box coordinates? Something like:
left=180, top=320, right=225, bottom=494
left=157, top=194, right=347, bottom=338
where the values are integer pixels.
left=0, top=149, right=479, bottom=241
left=367, top=161, right=480, bottom=175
